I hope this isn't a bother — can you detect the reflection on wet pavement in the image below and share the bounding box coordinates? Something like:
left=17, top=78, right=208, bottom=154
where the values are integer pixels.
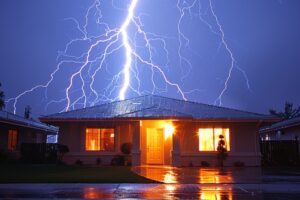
left=132, top=166, right=262, bottom=183
left=1, top=183, right=300, bottom=199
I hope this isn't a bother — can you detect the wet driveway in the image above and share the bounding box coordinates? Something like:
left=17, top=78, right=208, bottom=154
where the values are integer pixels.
left=1, top=167, right=300, bottom=199
left=132, top=166, right=263, bottom=183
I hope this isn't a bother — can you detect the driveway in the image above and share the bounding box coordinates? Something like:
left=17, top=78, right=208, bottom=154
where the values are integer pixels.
left=132, top=166, right=263, bottom=183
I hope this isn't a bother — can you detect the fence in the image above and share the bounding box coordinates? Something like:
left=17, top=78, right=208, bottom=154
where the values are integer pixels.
left=260, top=140, right=299, bottom=165
left=21, top=143, right=69, bottom=164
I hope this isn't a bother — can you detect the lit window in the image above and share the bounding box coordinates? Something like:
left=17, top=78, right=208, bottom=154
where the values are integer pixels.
left=8, top=130, right=17, bottom=151
left=85, top=128, right=115, bottom=151
left=199, top=128, right=230, bottom=151
left=199, top=129, right=214, bottom=151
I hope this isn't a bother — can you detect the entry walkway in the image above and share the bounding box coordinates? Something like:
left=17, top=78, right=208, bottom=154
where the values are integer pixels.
left=132, top=165, right=263, bottom=183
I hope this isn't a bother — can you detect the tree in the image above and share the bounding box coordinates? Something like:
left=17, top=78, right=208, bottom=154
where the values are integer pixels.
left=0, top=82, right=5, bottom=110
left=24, top=105, right=31, bottom=119
left=217, top=135, right=228, bottom=167
left=269, top=101, right=300, bottom=120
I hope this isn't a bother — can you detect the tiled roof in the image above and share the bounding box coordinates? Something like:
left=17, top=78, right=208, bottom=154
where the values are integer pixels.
left=41, top=95, right=274, bottom=121
left=0, top=110, right=58, bottom=134
left=260, top=116, right=300, bottom=133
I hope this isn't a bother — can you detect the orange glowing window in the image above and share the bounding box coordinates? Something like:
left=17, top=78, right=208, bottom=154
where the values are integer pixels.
left=8, top=130, right=17, bottom=151
left=86, top=128, right=115, bottom=151
left=199, top=128, right=230, bottom=151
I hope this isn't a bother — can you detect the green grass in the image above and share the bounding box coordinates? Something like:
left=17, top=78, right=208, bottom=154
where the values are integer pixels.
left=0, top=164, right=157, bottom=183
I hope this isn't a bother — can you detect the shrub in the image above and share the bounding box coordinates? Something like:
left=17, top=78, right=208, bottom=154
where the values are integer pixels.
left=217, top=135, right=228, bottom=167
left=121, top=142, right=132, bottom=155
left=96, top=158, right=102, bottom=165
left=57, top=145, right=69, bottom=163
left=75, top=159, right=83, bottom=166
left=0, top=148, right=8, bottom=163
left=234, top=161, right=245, bottom=167
left=201, top=161, right=210, bottom=167
left=111, top=155, right=125, bottom=166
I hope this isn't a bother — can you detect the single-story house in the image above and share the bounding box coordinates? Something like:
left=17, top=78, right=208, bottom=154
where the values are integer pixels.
left=40, top=95, right=276, bottom=166
left=0, top=110, right=58, bottom=155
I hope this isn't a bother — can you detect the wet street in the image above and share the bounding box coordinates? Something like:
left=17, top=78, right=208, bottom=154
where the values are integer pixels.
left=1, top=183, right=300, bottom=199
left=1, top=167, right=300, bottom=199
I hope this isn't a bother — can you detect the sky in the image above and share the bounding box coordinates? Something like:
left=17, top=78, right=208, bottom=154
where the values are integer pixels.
left=0, top=0, right=300, bottom=118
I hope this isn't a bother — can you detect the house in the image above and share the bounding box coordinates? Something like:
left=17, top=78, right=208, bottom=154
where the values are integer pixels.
left=40, top=95, right=276, bottom=167
left=259, top=116, right=300, bottom=165
left=260, top=116, right=300, bottom=155
left=0, top=110, right=58, bottom=155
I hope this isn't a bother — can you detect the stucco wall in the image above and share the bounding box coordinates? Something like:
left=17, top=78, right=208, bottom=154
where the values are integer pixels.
left=52, top=120, right=261, bottom=166
left=55, top=121, right=135, bottom=165
left=176, top=121, right=261, bottom=167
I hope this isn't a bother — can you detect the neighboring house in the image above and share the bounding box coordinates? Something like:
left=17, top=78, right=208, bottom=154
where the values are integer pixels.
left=40, top=95, right=276, bottom=167
left=260, top=116, right=300, bottom=152
left=0, top=110, right=58, bottom=154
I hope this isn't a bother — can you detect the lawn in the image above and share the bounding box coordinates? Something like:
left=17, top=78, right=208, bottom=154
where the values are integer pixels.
left=0, top=164, right=157, bottom=183
left=262, top=166, right=300, bottom=176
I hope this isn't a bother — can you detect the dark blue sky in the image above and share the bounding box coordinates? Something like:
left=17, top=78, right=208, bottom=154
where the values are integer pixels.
left=1, top=0, right=300, bottom=117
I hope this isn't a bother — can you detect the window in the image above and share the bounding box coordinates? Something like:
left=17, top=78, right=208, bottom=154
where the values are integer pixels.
left=199, top=128, right=230, bottom=151
left=85, top=128, right=115, bottom=151
left=8, top=130, right=17, bottom=151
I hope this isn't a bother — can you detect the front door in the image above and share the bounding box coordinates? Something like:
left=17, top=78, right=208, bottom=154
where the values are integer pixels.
left=147, top=128, right=164, bottom=164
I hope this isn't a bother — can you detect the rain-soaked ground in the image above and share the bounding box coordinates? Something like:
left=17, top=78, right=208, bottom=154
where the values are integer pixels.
left=1, top=167, right=300, bottom=199
left=1, top=183, right=300, bottom=199
left=132, top=166, right=300, bottom=184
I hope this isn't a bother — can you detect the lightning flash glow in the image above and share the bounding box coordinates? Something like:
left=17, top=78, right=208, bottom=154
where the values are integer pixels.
left=6, top=0, right=250, bottom=115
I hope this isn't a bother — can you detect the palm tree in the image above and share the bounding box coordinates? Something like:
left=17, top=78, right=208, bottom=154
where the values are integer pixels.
left=269, top=101, right=300, bottom=120
left=24, top=105, right=32, bottom=119
left=0, top=82, right=5, bottom=111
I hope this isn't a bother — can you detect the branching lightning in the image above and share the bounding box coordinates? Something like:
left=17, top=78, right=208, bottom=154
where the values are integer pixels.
left=6, top=0, right=251, bottom=115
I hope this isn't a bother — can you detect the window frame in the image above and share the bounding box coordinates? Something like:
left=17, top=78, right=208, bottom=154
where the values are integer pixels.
left=85, top=128, right=115, bottom=152
left=198, top=128, right=230, bottom=152
left=8, top=130, right=18, bottom=151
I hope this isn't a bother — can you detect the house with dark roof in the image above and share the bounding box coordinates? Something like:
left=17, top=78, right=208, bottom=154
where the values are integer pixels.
left=40, top=95, right=276, bottom=166
left=0, top=110, right=58, bottom=155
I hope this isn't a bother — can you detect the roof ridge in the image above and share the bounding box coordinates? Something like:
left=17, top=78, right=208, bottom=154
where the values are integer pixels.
left=150, top=94, right=270, bottom=116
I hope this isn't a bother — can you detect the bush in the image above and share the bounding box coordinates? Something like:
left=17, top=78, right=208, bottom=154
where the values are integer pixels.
left=111, top=155, right=125, bottom=166
left=201, top=161, right=210, bottom=167
left=121, top=142, right=132, bottom=155
left=75, top=159, right=83, bottom=166
left=96, top=158, right=102, bottom=165
left=0, top=149, right=9, bottom=163
left=217, top=135, right=228, bottom=167
left=234, top=161, right=245, bottom=167
left=57, top=145, right=69, bottom=163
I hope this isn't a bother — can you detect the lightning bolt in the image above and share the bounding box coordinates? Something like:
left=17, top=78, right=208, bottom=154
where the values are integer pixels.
left=6, top=0, right=251, bottom=115
left=118, top=0, right=138, bottom=100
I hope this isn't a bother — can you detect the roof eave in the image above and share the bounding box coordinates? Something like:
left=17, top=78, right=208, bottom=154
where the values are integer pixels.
left=39, top=116, right=277, bottom=123
left=260, top=121, right=300, bottom=133
left=0, top=119, right=58, bottom=134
